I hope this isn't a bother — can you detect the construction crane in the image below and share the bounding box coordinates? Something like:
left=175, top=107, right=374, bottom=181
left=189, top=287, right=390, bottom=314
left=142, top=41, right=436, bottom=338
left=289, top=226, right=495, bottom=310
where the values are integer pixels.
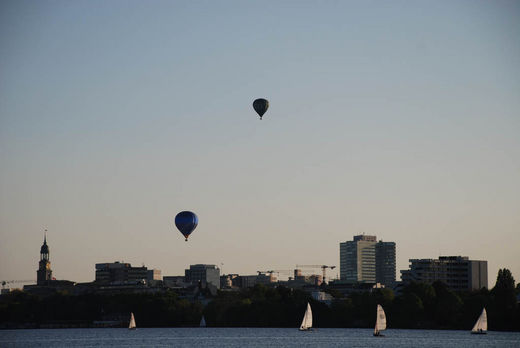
left=295, top=265, right=336, bottom=284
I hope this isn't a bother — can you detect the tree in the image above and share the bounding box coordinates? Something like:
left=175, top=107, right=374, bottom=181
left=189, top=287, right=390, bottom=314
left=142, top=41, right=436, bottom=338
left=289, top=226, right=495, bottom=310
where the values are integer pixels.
left=405, top=281, right=436, bottom=319
left=491, top=268, right=517, bottom=330
left=432, top=281, right=463, bottom=329
left=396, top=292, right=424, bottom=328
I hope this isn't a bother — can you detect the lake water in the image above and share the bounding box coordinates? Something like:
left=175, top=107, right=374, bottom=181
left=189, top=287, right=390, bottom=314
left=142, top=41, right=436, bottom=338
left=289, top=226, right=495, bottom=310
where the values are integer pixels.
left=1, top=328, right=520, bottom=347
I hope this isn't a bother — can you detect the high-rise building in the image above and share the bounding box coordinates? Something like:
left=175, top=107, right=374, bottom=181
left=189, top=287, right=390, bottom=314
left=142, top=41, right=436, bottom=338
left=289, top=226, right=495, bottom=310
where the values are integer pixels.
left=376, top=241, right=396, bottom=287
left=400, top=256, right=488, bottom=291
left=185, top=264, right=220, bottom=289
left=37, top=234, right=53, bottom=285
left=340, top=235, right=396, bottom=286
left=340, top=235, right=377, bottom=283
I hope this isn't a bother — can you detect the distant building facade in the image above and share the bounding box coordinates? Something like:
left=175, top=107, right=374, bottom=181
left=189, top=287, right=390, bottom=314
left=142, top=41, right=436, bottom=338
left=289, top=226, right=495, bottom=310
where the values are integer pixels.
left=220, top=274, right=240, bottom=289
left=185, top=264, right=220, bottom=289
left=340, top=235, right=377, bottom=283
left=219, top=273, right=278, bottom=289
left=311, top=291, right=333, bottom=305
left=340, top=235, right=396, bottom=286
left=239, top=275, right=259, bottom=288
left=147, top=269, right=162, bottom=281
left=376, top=241, right=396, bottom=287
left=37, top=235, right=53, bottom=285
left=256, top=273, right=277, bottom=285
left=95, top=262, right=148, bottom=284
left=293, top=269, right=323, bottom=286
left=163, top=276, right=189, bottom=288
left=400, top=256, right=488, bottom=291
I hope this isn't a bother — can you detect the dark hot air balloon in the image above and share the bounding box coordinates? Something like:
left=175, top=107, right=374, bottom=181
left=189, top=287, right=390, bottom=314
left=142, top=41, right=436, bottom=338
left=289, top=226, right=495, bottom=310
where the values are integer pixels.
left=253, top=98, right=269, bottom=120
left=175, top=211, right=198, bottom=241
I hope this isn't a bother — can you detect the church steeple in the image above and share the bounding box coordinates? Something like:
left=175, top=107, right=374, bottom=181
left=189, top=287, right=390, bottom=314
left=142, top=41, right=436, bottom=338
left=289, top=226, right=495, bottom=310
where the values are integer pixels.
left=37, top=229, right=52, bottom=285
left=40, top=230, right=49, bottom=261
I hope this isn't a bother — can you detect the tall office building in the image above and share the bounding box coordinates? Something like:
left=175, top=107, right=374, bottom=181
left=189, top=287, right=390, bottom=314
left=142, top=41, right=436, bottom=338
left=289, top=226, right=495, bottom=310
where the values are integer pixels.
left=340, top=235, right=377, bottom=283
left=340, top=235, right=396, bottom=286
left=376, top=241, right=396, bottom=287
left=400, top=256, right=487, bottom=291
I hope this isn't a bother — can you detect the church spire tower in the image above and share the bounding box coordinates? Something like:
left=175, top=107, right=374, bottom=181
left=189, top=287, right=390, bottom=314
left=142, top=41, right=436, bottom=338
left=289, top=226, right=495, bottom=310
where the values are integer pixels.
left=37, top=229, right=52, bottom=285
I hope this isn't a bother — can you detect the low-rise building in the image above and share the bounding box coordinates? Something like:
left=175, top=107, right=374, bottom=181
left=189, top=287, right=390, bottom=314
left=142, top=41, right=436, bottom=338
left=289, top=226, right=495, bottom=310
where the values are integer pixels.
left=185, top=264, right=220, bottom=289
left=400, top=256, right=487, bottom=291
left=163, top=276, right=189, bottom=288
left=238, top=275, right=258, bottom=288
left=221, top=274, right=241, bottom=289
left=311, top=291, right=334, bottom=305
left=95, top=262, right=147, bottom=285
left=147, top=269, right=162, bottom=281
left=293, top=269, right=323, bottom=286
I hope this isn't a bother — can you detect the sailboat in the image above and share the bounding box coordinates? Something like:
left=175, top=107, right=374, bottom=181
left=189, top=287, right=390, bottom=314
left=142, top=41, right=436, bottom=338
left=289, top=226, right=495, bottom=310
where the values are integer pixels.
left=471, top=308, right=487, bottom=334
left=128, top=312, right=136, bottom=330
left=200, top=315, right=206, bottom=327
left=373, top=304, right=386, bottom=337
left=299, top=302, right=313, bottom=331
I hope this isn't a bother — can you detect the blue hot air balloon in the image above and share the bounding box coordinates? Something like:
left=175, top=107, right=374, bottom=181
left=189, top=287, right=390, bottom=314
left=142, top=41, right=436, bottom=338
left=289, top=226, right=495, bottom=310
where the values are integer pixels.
left=175, top=211, right=198, bottom=241
left=253, top=98, right=269, bottom=120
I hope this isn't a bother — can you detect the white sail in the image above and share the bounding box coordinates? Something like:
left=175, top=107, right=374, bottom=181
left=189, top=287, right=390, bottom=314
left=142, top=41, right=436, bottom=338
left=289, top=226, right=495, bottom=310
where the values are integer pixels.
left=471, top=308, right=487, bottom=332
left=299, top=303, right=313, bottom=330
left=200, top=315, right=206, bottom=327
left=129, top=312, right=136, bottom=329
left=374, top=304, right=386, bottom=334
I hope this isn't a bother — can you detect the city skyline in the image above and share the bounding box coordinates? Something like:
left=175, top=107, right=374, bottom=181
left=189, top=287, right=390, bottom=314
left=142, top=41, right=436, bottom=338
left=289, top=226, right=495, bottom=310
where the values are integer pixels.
left=8, top=232, right=496, bottom=288
left=1, top=1, right=519, bottom=284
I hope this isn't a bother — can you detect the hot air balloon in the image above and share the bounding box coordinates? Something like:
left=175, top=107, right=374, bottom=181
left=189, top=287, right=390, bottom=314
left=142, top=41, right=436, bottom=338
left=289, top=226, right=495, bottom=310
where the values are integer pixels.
left=253, top=98, right=269, bottom=120
left=175, top=211, right=198, bottom=241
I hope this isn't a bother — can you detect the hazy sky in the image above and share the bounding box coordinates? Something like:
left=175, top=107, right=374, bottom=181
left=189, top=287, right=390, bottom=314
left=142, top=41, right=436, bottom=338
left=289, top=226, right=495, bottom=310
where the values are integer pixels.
left=1, top=0, right=519, bottom=285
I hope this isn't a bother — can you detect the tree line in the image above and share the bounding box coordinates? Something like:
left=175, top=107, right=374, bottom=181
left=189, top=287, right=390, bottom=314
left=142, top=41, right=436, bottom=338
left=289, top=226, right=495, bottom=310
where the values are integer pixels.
left=1, top=268, right=518, bottom=330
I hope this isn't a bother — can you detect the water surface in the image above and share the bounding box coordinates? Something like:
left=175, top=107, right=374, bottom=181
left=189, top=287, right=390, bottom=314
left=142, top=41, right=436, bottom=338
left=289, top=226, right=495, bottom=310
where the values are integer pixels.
left=1, top=327, right=519, bottom=347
